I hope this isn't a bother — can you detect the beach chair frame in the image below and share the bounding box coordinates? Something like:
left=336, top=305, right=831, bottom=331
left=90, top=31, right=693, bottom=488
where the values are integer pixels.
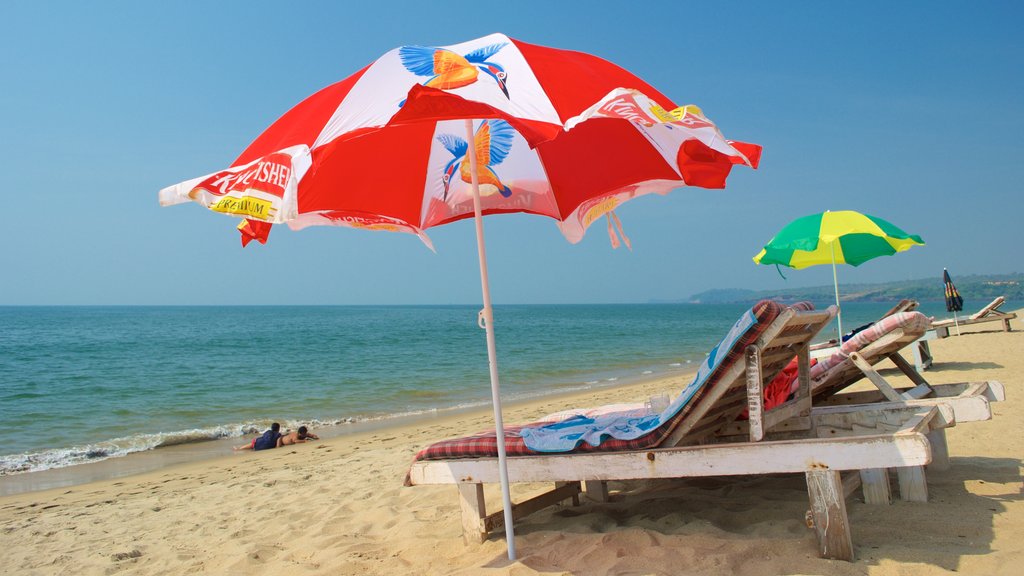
left=806, top=307, right=1004, bottom=482
left=408, top=305, right=958, bottom=560
left=409, top=403, right=952, bottom=562
left=931, top=296, right=1017, bottom=337
left=809, top=312, right=1005, bottom=424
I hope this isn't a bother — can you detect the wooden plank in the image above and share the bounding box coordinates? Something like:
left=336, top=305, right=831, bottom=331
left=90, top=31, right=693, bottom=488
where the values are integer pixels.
left=761, top=348, right=800, bottom=367
left=661, top=358, right=748, bottom=447
left=916, top=340, right=933, bottom=371
left=763, top=397, right=810, bottom=432
left=887, top=352, right=933, bottom=391
left=806, top=469, right=854, bottom=561
left=715, top=416, right=812, bottom=439
left=482, top=482, right=582, bottom=533
left=859, top=468, right=891, bottom=505
left=970, top=296, right=1005, bottom=320
left=848, top=352, right=904, bottom=402
left=901, top=384, right=935, bottom=400
left=409, top=432, right=932, bottom=485
left=583, top=480, right=609, bottom=502
left=766, top=329, right=818, bottom=347
left=821, top=390, right=989, bottom=424
left=745, top=345, right=765, bottom=442
left=555, top=481, right=581, bottom=506
left=457, top=483, right=487, bottom=543
left=753, top=308, right=797, bottom=350
left=812, top=405, right=950, bottom=440
left=896, top=467, right=928, bottom=502
left=926, top=429, right=951, bottom=472
left=794, top=344, right=812, bottom=414
left=841, top=471, right=862, bottom=500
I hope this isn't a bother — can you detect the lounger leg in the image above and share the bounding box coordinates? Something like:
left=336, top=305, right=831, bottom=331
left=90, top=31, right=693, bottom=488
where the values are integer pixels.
left=556, top=481, right=581, bottom=506
left=896, top=467, right=928, bottom=502
left=859, top=468, right=891, bottom=505
left=457, top=483, right=488, bottom=543
left=583, top=480, right=609, bottom=502
left=805, top=469, right=854, bottom=561
left=926, top=429, right=951, bottom=472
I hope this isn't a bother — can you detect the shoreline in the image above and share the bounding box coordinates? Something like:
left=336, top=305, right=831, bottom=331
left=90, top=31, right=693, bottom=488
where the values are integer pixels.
left=0, top=364, right=697, bottom=497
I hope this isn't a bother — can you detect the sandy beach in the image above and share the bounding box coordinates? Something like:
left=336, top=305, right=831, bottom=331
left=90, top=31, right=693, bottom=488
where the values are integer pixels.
left=1, top=314, right=1020, bottom=575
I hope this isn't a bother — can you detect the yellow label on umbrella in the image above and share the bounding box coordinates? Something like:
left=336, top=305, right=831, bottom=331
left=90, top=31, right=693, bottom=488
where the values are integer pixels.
left=210, top=196, right=276, bottom=220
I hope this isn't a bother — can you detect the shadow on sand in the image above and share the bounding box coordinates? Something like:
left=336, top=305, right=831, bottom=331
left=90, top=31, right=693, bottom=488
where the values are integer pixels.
left=481, top=457, right=1021, bottom=575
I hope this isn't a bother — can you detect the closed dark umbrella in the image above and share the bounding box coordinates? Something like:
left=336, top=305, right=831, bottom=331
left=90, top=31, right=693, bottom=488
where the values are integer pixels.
left=944, top=268, right=964, bottom=335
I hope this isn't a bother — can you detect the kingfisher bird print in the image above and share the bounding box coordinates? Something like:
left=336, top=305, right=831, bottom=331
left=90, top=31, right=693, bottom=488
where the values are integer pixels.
left=399, top=42, right=510, bottom=99
left=437, top=119, right=514, bottom=201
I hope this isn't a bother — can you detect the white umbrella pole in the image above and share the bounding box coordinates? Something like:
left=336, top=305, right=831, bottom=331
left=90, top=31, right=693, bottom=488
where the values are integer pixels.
left=953, top=311, right=961, bottom=336
left=464, top=120, right=517, bottom=561
left=831, top=243, right=842, bottom=339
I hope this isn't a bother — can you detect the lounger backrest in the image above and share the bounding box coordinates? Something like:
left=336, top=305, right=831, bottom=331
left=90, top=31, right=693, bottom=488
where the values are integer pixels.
left=809, top=311, right=931, bottom=401
left=881, top=299, right=919, bottom=318
left=663, top=303, right=837, bottom=447
left=970, top=296, right=1005, bottom=320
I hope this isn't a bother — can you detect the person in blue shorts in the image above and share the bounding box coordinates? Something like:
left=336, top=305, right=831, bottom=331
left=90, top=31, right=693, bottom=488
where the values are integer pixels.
left=233, top=422, right=282, bottom=451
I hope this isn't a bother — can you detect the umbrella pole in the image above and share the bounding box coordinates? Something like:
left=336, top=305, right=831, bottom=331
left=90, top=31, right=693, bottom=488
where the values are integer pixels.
left=831, top=243, right=842, bottom=339
left=953, top=311, right=961, bottom=336
left=464, top=120, right=517, bottom=561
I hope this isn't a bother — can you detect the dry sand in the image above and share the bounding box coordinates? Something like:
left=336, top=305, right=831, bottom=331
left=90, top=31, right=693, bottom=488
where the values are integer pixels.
left=1, top=314, right=1021, bottom=575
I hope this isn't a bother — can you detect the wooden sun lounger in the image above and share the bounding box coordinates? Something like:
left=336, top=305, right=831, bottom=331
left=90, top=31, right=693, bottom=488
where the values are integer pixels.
left=410, top=403, right=951, bottom=562
left=808, top=310, right=1004, bottom=471
left=931, top=296, right=1017, bottom=337
left=809, top=299, right=934, bottom=370
left=408, top=304, right=960, bottom=560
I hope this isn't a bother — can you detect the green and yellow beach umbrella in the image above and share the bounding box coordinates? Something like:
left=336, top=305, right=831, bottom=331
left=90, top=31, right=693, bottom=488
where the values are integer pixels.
left=753, top=210, right=924, bottom=336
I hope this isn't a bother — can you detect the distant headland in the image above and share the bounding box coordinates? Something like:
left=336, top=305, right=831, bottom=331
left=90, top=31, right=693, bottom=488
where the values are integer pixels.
left=670, top=273, right=1023, bottom=305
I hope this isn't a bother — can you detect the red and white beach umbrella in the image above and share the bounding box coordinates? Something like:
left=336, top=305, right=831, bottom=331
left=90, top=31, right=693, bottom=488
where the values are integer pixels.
left=160, top=33, right=760, bottom=248
left=159, top=33, right=761, bottom=559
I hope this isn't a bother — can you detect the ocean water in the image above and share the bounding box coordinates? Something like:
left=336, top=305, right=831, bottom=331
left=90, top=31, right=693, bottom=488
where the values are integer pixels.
left=0, top=300, right=995, bottom=477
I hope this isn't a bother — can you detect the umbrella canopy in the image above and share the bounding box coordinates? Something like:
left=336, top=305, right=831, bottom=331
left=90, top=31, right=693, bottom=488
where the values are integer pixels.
left=160, top=33, right=761, bottom=560
left=160, top=33, right=760, bottom=248
left=943, top=268, right=964, bottom=335
left=943, top=268, right=964, bottom=312
left=753, top=210, right=924, bottom=269
left=753, top=210, right=924, bottom=336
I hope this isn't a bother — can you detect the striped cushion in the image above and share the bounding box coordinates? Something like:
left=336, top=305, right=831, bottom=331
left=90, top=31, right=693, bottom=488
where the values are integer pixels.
left=812, top=311, right=931, bottom=375
left=411, top=300, right=787, bottom=462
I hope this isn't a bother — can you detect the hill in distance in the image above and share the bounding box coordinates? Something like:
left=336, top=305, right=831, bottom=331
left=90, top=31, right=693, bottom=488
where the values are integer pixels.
left=679, top=273, right=1023, bottom=305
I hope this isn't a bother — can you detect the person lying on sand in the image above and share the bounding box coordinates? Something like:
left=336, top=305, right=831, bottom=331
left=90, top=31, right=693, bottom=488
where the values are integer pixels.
left=233, top=422, right=282, bottom=451
left=277, top=426, right=319, bottom=447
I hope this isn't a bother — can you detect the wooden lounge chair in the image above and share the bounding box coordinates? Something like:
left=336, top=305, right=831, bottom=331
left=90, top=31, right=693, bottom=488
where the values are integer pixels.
left=807, top=309, right=1004, bottom=474
left=407, top=301, right=952, bottom=560
left=809, top=299, right=934, bottom=370
left=931, top=296, right=1017, bottom=337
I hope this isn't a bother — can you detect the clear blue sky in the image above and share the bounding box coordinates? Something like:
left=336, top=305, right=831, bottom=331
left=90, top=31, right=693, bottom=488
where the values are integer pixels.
left=2, top=1, right=1021, bottom=305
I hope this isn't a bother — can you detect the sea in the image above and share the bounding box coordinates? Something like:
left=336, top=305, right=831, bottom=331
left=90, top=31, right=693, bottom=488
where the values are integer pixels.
left=0, top=300, right=1001, bottom=492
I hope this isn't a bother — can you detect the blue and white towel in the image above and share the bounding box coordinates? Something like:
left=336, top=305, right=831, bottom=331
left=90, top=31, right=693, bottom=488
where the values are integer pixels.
left=520, top=308, right=758, bottom=453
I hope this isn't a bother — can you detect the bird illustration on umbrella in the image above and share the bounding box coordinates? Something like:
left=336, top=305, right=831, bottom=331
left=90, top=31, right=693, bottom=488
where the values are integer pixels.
left=438, top=119, right=514, bottom=201
left=399, top=42, right=510, bottom=99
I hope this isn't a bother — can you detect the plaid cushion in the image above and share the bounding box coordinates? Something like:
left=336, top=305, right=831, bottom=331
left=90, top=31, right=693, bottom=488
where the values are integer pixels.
left=411, top=300, right=786, bottom=463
